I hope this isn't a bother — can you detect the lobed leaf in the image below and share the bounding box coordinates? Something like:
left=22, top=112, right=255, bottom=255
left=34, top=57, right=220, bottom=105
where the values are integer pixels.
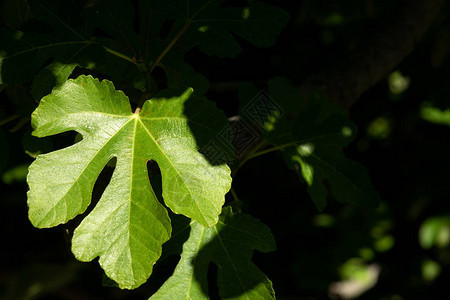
left=164, top=52, right=210, bottom=95
left=27, top=75, right=231, bottom=288
left=287, top=104, right=379, bottom=210
left=244, top=77, right=380, bottom=210
left=0, top=29, right=92, bottom=85
left=0, top=0, right=133, bottom=97
left=140, top=0, right=290, bottom=58
left=150, top=207, right=276, bottom=300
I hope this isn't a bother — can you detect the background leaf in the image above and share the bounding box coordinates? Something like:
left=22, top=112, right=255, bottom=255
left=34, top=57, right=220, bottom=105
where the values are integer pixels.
left=150, top=207, right=276, bottom=300
left=259, top=78, right=380, bottom=210
left=0, top=7, right=103, bottom=86
left=21, top=129, right=53, bottom=158
left=85, top=0, right=141, bottom=55
left=0, top=0, right=133, bottom=96
left=30, top=62, right=78, bottom=101
left=139, top=0, right=290, bottom=58
left=164, top=52, right=210, bottom=95
left=184, top=1, right=290, bottom=58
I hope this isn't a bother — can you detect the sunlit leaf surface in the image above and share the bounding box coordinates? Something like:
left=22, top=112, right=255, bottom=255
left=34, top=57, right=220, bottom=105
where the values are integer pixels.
left=27, top=75, right=231, bottom=288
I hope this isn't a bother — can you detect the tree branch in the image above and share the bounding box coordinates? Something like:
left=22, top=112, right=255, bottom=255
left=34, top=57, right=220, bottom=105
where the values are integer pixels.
left=300, top=0, right=447, bottom=109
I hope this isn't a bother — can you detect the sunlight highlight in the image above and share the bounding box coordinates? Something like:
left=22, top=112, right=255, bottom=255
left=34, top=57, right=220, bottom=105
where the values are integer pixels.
left=198, top=25, right=209, bottom=33
left=242, top=8, right=250, bottom=20
left=388, top=71, right=410, bottom=95
left=421, top=104, right=450, bottom=126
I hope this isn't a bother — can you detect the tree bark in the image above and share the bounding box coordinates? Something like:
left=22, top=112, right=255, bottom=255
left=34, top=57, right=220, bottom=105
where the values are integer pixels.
left=300, top=0, right=447, bottom=109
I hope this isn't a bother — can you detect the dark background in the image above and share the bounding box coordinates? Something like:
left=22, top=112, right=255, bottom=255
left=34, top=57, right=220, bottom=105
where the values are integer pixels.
left=1, top=0, right=450, bottom=299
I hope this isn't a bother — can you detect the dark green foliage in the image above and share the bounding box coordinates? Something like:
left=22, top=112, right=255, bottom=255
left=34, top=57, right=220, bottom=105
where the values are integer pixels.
left=239, top=78, right=380, bottom=210
left=3, top=1, right=448, bottom=299
left=151, top=207, right=276, bottom=299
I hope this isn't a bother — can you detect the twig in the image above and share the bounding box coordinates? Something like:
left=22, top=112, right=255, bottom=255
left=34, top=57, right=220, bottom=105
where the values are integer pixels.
left=148, top=19, right=191, bottom=75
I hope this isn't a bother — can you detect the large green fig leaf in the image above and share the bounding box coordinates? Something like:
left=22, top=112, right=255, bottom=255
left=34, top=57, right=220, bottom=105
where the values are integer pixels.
left=27, top=75, right=231, bottom=288
left=150, top=207, right=276, bottom=300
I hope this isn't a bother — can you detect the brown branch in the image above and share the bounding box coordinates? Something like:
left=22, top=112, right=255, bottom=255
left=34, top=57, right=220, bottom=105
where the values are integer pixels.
left=300, top=0, right=447, bottom=110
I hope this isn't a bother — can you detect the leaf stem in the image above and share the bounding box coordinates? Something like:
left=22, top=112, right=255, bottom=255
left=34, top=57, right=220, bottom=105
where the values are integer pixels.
left=136, top=73, right=156, bottom=110
left=104, top=46, right=137, bottom=65
left=230, top=188, right=239, bottom=202
left=148, top=19, right=192, bottom=74
left=136, top=19, right=192, bottom=111
left=0, top=114, right=20, bottom=127
left=9, top=117, right=30, bottom=132
left=248, top=141, right=298, bottom=160
left=232, top=141, right=298, bottom=177
left=230, top=188, right=243, bottom=212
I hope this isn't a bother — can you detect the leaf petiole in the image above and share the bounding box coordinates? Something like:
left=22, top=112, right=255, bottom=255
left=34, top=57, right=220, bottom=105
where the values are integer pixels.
left=148, top=19, right=192, bottom=74
left=103, top=46, right=137, bottom=65
left=0, top=114, right=20, bottom=127
left=247, top=142, right=298, bottom=160
left=232, top=141, right=297, bottom=177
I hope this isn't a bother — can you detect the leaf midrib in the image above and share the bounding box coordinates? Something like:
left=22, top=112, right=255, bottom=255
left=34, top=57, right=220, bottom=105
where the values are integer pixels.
left=215, top=226, right=250, bottom=300
left=186, top=226, right=205, bottom=299
left=137, top=118, right=209, bottom=225
left=1, top=41, right=91, bottom=59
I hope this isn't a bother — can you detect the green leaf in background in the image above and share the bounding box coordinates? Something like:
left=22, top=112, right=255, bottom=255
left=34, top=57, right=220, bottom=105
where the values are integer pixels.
left=150, top=207, right=276, bottom=300
left=2, top=164, right=29, bottom=184
left=288, top=109, right=379, bottom=210
left=0, top=27, right=101, bottom=87
left=30, top=62, right=78, bottom=101
left=85, top=0, right=141, bottom=54
left=164, top=52, right=210, bottom=95
left=22, top=130, right=54, bottom=158
left=265, top=78, right=380, bottom=210
left=2, top=262, right=82, bottom=300
left=419, top=215, right=450, bottom=249
left=1, top=0, right=30, bottom=28
left=421, top=104, right=450, bottom=126
left=187, top=1, right=290, bottom=58
left=0, top=0, right=120, bottom=98
left=27, top=75, right=231, bottom=288
left=141, top=0, right=290, bottom=58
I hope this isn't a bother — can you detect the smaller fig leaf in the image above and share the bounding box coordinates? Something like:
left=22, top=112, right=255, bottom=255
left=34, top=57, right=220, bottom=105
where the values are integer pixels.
left=150, top=207, right=276, bottom=300
left=249, top=78, right=380, bottom=210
